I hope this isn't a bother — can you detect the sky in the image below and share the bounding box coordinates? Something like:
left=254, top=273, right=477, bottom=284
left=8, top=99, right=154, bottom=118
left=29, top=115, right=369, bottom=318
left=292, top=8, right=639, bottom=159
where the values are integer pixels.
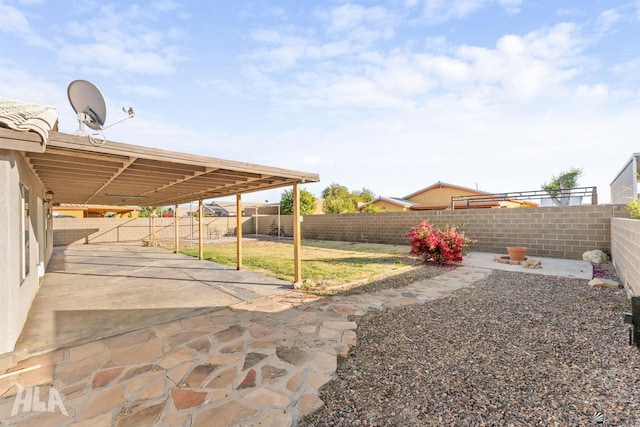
left=1, top=0, right=639, bottom=204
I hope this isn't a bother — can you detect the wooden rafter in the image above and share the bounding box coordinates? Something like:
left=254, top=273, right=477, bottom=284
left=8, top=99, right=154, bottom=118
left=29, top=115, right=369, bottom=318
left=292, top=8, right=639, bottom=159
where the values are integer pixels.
left=83, top=157, right=137, bottom=204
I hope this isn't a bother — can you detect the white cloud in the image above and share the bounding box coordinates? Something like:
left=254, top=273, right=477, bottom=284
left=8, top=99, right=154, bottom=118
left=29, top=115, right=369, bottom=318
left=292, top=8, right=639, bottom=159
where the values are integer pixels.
left=0, top=62, right=62, bottom=105
left=612, top=57, right=640, bottom=76
left=0, top=4, right=52, bottom=48
left=497, top=0, right=522, bottom=15
left=320, top=4, right=396, bottom=44
left=127, top=85, right=172, bottom=98
left=57, top=44, right=178, bottom=76
left=325, top=4, right=390, bottom=33
left=241, top=20, right=589, bottom=113
left=413, top=0, right=522, bottom=22
left=450, top=23, right=584, bottom=101
left=421, top=0, right=485, bottom=21
left=576, top=83, right=609, bottom=99
left=196, top=79, right=242, bottom=97
left=596, top=9, right=622, bottom=34
left=54, top=3, right=186, bottom=76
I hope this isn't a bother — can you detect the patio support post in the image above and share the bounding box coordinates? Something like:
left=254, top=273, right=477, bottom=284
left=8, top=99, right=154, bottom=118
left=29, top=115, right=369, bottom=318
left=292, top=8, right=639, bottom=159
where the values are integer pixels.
left=174, top=203, right=179, bottom=253
left=198, top=200, right=204, bottom=260
left=236, top=193, right=242, bottom=270
left=293, top=183, right=302, bottom=284
left=151, top=207, right=157, bottom=247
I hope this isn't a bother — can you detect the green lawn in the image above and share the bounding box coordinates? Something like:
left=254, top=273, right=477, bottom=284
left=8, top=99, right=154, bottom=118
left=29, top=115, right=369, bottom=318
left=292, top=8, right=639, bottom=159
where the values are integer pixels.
left=178, top=239, right=420, bottom=292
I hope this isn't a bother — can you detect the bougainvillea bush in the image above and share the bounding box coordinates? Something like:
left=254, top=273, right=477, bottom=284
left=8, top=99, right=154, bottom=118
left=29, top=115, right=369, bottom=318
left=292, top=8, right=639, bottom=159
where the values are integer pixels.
left=406, top=221, right=474, bottom=264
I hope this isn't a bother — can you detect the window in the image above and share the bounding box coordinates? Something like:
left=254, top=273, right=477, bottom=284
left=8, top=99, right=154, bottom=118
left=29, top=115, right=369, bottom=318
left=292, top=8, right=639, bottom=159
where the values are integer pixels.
left=20, top=183, right=30, bottom=282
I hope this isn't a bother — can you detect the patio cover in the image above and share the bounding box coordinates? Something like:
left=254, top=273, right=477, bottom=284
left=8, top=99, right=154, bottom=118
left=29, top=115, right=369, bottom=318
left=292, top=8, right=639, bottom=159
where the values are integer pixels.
left=2, top=96, right=315, bottom=283
left=22, top=131, right=319, bottom=206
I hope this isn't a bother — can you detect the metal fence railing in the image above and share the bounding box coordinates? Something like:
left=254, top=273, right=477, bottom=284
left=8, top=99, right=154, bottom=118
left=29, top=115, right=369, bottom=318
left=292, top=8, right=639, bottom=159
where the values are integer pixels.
left=450, top=186, right=598, bottom=209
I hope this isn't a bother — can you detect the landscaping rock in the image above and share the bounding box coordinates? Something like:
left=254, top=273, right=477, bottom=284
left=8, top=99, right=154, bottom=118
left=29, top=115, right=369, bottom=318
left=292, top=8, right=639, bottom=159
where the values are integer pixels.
left=582, top=249, right=608, bottom=264
left=303, top=268, right=638, bottom=427
left=521, top=259, right=541, bottom=269
left=588, top=278, right=620, bottom=289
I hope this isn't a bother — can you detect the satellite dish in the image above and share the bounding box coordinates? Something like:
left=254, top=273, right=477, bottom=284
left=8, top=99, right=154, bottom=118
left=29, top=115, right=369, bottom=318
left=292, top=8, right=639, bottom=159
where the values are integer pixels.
left=67, top=79, right=135, bottom=146
left=68, top=80, right=107, bottom=131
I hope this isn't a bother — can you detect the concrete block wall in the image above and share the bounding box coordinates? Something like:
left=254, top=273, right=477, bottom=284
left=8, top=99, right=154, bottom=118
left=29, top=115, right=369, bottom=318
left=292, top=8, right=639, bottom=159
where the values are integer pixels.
left=253, top=215, right=294, bottom=237
left=53, top=217, right=252, bottom=246
left=50, top=209, right=640, bottom=314
left=260, top=205, right=627, bottom=260
left=611, top=218, right=640, bottom=296
left=55, top=206, right=628, bottom=261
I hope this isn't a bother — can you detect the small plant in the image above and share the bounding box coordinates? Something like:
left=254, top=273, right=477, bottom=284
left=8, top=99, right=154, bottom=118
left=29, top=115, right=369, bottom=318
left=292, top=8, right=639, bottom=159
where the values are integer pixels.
left=406, top=221, right=474, bottom=264
left=626, top=198, right=640, bottom=219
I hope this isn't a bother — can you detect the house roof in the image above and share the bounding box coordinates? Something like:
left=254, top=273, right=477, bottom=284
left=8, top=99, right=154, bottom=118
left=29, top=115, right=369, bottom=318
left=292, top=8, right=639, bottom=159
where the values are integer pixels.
left=3, top=98, right=319, bottom=206
left=610, top=152, right=640, bottom=185
left=403, top=181, right=490, bottom=199
left=368, top=196, right=420, bottom=207
left=0, top=97, right=59, bottom=152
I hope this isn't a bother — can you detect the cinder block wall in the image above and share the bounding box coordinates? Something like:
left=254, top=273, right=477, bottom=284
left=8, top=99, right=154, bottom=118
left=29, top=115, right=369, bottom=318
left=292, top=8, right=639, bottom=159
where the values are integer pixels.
left=611, top=218, right=640, bottom=296
left=260, top=205, right=627, bottom=260
left=53, top=217, right=252, bottom=246
left=55, top=206, right=628, bottom=261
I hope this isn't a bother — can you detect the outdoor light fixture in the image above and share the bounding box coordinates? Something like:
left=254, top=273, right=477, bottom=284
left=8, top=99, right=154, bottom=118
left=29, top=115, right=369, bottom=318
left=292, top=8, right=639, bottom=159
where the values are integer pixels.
left=45, top=190, right=54, bottom=201
left=624, top=296, right=640, bottom=348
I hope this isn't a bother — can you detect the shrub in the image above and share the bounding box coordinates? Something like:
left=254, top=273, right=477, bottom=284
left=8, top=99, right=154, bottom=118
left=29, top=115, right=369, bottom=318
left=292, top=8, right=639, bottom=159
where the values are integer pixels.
left=626, top=199, right=640, bottom=219
left=406, top=221, right=474, bottom=264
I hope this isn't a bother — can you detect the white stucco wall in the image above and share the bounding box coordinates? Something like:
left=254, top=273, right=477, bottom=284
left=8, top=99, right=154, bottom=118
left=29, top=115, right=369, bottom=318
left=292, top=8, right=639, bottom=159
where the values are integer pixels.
left=0, top=150, right=52, bottom=354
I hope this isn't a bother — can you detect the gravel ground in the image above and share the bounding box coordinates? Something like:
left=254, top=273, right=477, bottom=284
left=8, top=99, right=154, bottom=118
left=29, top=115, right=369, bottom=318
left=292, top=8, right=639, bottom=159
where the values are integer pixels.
left=303, top=263, right=640, bottom=426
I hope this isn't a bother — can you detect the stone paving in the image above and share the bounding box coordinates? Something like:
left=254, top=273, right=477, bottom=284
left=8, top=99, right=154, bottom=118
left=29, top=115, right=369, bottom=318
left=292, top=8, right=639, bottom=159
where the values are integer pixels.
left=0, top=266, right=489, bottom=426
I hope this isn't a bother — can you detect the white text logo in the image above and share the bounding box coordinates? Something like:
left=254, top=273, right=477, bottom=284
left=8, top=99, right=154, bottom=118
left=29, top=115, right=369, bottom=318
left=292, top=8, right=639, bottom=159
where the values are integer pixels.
left=10, top=387, right=68, bottom=417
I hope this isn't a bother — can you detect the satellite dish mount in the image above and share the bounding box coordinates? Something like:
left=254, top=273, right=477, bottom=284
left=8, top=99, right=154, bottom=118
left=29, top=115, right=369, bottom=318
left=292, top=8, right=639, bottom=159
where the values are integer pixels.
left=67, top=80, right=135, bottom=146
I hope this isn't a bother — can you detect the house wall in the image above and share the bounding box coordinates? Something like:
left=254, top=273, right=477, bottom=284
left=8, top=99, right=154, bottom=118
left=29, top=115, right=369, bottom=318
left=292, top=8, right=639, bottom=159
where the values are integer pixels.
left=408, top=187, right=481, bottom=206
left=611, top=218, right=640, bottom=296
left=0, top=150, right=52, bottom=354
left=610, top=154, right=639, bottom=204
left=53, top=216, right=253, bottom=246
left=370, top=200, right=407, bottom=212
left=257, top=205, right=626, bottom=260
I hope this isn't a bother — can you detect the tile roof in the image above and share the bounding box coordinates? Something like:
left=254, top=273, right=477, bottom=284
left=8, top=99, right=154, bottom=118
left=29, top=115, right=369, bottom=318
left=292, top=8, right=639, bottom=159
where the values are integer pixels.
left=403, top=181, right=490, bottom=200
left=0, top=97, right=59, bottom=143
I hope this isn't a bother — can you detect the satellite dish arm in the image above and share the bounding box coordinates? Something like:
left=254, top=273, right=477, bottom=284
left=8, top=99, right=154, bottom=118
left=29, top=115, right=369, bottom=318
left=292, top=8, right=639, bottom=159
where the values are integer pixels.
left=99, top=107, right=135, bottom=131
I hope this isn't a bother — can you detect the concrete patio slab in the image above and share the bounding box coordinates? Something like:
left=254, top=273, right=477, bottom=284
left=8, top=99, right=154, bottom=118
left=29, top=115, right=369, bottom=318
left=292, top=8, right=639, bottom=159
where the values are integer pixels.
left=461, top=251, right=593, bottom=280
left=14, top=244, right=292, bottom=354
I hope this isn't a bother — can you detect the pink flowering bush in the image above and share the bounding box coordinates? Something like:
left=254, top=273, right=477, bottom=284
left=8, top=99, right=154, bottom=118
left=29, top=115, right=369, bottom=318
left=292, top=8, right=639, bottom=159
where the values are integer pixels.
left=406, top=221, right=474, bottom=264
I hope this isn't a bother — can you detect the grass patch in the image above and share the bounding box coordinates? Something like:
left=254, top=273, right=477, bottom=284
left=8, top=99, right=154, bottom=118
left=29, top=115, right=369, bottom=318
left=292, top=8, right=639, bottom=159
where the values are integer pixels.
left=177, top=238, right=426, bottom=293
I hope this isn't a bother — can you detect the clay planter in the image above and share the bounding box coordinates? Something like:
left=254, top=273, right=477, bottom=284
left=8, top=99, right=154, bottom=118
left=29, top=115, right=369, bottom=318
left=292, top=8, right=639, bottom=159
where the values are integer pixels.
left=506, top=246, right=528, bottom=261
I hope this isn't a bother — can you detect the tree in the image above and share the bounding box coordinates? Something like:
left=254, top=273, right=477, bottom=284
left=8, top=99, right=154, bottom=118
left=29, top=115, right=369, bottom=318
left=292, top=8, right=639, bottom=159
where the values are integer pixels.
left=280, top=188, right=317, bottom=215
left=138, top=206, right=168, bottom=217
left=321, top=183, right=351, bottom=200
left=352, top=188, right=376, bottom=203
left=542, top=167, right=583, bottom=206
left=321, top=183, right=377, bottom=214
left=322, top=183, right=355, bottom=213
left=361, top=203, right=382, bottom=213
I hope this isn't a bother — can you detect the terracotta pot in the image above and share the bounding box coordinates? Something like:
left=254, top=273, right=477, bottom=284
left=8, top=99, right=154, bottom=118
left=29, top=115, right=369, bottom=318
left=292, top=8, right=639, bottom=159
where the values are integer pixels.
left=506, top=246, right=527, bottom=261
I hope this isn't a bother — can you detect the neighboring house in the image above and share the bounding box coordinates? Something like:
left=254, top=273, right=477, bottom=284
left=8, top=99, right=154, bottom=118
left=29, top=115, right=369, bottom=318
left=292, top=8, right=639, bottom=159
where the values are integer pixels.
left=610, top=152, right=640, bottom=204
left=53, top=204, right=139, bottom=218
left=203, top=201, right=232, bottom=217
left=361, top=181, right=537, bottom=212
left=360, top=196, right=421, bottom=212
